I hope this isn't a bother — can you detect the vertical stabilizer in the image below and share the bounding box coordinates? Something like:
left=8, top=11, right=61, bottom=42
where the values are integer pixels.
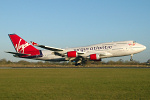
left=8, top=34, right=40, bottom=56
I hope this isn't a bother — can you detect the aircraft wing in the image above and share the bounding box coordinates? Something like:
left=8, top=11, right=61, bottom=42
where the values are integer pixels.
left=5, top=51, right=30, bottom=56
left=31, top=41, right=64, bottom=51
left=31, top=41, right=86, bottom=58
left=37, top=45, right=64, bottom=51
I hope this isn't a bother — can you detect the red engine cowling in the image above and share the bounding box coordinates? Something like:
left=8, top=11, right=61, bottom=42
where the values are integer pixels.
left=67, top=51, right=78, bottom=57
left=90, top=54, right=101, bottom=61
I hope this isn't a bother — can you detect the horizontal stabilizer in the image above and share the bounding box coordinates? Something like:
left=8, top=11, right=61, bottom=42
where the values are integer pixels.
left=5, top=51, right=30, bottom=56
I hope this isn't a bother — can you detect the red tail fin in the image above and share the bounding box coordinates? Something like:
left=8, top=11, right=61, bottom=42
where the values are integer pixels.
left=8, top=34, right=40, bottom=56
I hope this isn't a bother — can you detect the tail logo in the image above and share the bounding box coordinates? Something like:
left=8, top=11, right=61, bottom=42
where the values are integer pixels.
left=15, top=39, right=30, bottom=53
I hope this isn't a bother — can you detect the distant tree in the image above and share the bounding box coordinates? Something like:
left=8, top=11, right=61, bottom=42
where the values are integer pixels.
left=0, top=59, right=7, bottom=64
left=17, top=60, right=31, bottom=65
left=147, top=59, right=150, bottom=64
left=107, top=60, right=116, bottom=65
left=36, top=61, right=44, bottom=65
left=124, top=60, right=140, bottom=65
left=116, top=59, right=124, bottom=65
left=7, top=60, right=12, bottom=64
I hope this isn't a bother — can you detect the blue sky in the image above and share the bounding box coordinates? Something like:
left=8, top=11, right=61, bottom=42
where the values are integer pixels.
left=0, top=0, right=150, bottom=62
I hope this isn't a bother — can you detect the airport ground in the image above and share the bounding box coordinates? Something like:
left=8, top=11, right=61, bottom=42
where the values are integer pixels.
left=0, top=66, right=150, bottom=100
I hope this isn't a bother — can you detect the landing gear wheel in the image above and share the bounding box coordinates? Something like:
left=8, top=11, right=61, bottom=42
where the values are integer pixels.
left=75, top=63, right=80, bottom=66
left=130, top=58, right=133, bottom=61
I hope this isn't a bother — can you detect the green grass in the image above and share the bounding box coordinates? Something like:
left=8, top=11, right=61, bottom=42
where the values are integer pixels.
left=0, top=68, right=150, bottom=100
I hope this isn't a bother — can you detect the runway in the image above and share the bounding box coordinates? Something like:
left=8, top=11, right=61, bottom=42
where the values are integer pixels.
left=0, top=66, right=150, bottom=69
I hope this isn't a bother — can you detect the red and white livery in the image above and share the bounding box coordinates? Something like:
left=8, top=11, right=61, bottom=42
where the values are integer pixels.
left=6, top=34, right=146, bottom=66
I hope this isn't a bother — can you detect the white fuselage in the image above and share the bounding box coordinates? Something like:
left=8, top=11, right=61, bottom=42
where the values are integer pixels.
left=35, top=41, right=146, bottom=61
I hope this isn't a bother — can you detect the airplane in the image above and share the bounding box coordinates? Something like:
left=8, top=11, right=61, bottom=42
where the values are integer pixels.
left=6, top=34, right=146, bottom=66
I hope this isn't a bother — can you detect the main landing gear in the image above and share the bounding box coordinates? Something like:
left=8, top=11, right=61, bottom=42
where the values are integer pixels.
left=75, top=57, right=87, bottom=66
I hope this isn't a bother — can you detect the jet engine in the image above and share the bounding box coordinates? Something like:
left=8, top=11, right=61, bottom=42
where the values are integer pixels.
left=90, top=54, right=101, bottom=61
left=67, top=51, right=78, bottom=57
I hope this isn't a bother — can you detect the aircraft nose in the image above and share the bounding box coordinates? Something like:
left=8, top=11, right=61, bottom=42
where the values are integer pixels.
left=133, top=43, right=146, bottom=52
left=139, top=44, right=146, bottom=51
left=143, top=45, right=146, bottom=50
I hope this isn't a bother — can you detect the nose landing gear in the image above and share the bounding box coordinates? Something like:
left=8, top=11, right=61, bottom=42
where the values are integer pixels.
left=130, top=54, right=133, bottom=61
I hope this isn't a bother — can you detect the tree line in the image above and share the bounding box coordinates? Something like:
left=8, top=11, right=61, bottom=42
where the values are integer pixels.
left=0, top=58, right=148, bottom=66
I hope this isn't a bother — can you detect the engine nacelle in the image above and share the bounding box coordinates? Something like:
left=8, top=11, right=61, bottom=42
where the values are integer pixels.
left=90, top=54, right=101, bottom=61
left=67, top=51, right=78, bottom=57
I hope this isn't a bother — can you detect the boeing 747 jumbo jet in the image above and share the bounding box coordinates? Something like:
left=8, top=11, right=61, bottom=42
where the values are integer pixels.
left=6, top=34, right=146, bottom=66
